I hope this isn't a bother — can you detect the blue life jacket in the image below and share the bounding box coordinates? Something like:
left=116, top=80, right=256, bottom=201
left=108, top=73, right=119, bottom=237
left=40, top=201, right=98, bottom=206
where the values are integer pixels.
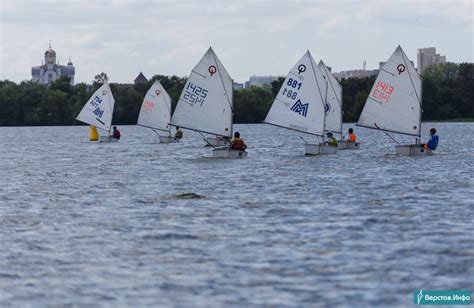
left=427, top=135, right=438, bottom=150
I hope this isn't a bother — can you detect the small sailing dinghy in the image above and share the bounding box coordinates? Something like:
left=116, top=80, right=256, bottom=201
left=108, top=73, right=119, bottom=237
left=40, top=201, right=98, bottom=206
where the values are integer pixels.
left=170, top=47, right=246, bottom=158
left=357, top=45, right=430, bottom=156
left=264, top=51, right=336, bottom=155
left=76, top=81, right=117, bottom=143
left=137, top=80, right=177, bottom=143
left=318, top=61, right=360, bottom=150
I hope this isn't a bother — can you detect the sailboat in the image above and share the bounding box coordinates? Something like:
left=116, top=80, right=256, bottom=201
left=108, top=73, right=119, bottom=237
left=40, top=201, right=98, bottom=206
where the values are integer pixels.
left=357, top=45, right=430, bottom=156
left=264, top=50, right=336, bottom=155
left=170, top=47, right=246, bottom=158
left=137, top=80, right=177, bottom=143
left=318, top=61, right=360, bottom=150
left=76, top=81, right=117, bottom=143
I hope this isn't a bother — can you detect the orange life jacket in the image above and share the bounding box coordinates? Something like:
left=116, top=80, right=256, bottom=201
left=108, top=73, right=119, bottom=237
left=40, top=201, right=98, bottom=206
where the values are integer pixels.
left=349, top=133, right=357, bottom=142
left=231, top=138, right=246, bottom=151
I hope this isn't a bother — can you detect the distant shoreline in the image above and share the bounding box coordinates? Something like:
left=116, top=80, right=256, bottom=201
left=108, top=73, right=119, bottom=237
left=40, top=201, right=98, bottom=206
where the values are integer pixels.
left=0, top=120, right=473, bottom=128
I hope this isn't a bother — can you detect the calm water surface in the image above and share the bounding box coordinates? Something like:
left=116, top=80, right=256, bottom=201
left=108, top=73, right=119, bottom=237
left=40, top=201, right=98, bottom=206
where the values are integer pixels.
left=0, top=123, right=473, bottom=307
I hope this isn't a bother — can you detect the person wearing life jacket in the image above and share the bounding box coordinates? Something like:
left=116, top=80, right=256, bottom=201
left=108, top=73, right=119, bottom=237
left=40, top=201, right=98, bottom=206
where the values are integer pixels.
left=111, top=126, right=121, bottom=140
left=325, top=132, right=338, bottom=147
left=421, top=128, right=439, bottom=150
left=230, top=132, right=247, bottom=151
left=175, top=127, right=183, bottom=140
left=346, top=128, right=357, bottom=142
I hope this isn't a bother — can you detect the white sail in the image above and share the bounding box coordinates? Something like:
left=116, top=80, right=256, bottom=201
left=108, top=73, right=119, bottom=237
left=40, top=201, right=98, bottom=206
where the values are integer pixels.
left=137, top=80, right=172, bottom=134
left=76, top=82, right=115, bottom=132
left=170, top=47, right=233, bottom=137
left=318, top=60, right=343, bottom=134
left=264, top=51, right=326, bottom=136
left=358, top=45, right=421, bottom=137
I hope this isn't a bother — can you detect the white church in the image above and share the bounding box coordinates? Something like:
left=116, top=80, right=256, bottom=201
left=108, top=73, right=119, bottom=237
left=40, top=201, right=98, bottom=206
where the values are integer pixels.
left=31, top=42, right=75, bottom=85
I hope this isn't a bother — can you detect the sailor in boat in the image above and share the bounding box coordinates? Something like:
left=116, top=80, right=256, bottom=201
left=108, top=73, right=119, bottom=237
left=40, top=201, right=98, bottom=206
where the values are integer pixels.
left=230, top=132, right=247, bottom=151
left=324, top=132, right=338, bottom=148
left=174, top=127, right=183, bottom=140
left=420, top=128, right=439, bottom=151
left=111, top=126, right=121, bottom=140
left=346, top=128, right=357, bottom=143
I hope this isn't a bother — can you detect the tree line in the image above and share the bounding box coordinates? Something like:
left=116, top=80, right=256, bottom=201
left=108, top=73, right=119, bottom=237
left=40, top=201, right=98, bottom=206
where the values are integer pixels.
left=0, top=63, right=472, bottom=126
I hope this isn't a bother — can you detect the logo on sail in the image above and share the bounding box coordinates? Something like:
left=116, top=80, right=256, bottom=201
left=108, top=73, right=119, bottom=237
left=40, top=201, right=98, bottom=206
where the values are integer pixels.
left=155, top=90, right=161, bottom=96
left=297, top=64, right=306, bottom=74
left=397, top=64, right=406, bottom=75
left=143, top=100, right=155, bottom=113
left=324, top=103, right=331, bottom=113
left=208, top=65, right=217, bottom=77
left=290, top=99, right=308, bottom=117
left=102, top=90, right=107, bottom=96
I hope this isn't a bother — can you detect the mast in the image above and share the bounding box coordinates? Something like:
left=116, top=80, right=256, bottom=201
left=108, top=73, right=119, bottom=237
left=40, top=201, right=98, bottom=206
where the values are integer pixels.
left=106, top=81, right=112, bottom=135
left=339, top=81, right=343, bottom=138
left=308, top=53, right=326, bottom=141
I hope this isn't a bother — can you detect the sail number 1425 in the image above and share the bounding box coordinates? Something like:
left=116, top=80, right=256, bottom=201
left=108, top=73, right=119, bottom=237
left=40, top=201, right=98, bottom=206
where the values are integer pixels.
left=183, top=82, right=208, bottom=106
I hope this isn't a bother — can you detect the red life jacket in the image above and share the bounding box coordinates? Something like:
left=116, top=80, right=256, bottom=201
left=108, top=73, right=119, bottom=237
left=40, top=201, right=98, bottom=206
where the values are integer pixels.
left=231, top=138, right=246, bottom=151
left=113, top=129, right=121, bottom=139
left=349, top=133, right=356, bottom=142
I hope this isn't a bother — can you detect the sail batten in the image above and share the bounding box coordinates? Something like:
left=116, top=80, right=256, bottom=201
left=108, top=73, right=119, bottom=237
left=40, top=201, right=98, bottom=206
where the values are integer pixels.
left=264, top=51, right=327, bottom=136
left=357, top=46, right=421, bottom=137
left=76, top=82, right=115, bottom=131
left=170, top=48, right=233, bottom=137
left=137, top=80, right=172, bottom=134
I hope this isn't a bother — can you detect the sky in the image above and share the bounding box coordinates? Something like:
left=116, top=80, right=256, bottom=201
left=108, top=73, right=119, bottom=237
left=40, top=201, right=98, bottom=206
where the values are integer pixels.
left=0, top=0, right=473, bottom=84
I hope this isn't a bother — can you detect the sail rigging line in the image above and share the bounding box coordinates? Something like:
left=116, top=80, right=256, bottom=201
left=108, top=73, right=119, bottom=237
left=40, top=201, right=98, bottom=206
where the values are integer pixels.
left=263, top=121, right=324, bottom=137
left=137, top=124, right=169, bottom=133
left=299, top=136, right=309, bottom=144
left=374, top=122, right=401, bottom=145
left=380, top=68, right=396, bottom=76
left=199, top=132, right=217, bottom=148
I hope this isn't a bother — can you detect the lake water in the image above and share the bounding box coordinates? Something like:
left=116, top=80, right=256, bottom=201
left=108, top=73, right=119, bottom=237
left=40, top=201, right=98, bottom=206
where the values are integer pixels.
left=0, top=123, right=473, bottom=307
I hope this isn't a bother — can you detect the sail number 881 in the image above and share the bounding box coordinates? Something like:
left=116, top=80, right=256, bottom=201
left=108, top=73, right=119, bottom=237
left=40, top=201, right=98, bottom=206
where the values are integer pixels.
left=282, top=78, right=302, bottom=100
left=287, top=78, right=302, bottom=90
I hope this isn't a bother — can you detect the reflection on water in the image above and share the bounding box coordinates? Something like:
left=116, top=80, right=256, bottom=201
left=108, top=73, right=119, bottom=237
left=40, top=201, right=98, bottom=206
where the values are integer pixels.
left=0, top=123, right=473, bottom=306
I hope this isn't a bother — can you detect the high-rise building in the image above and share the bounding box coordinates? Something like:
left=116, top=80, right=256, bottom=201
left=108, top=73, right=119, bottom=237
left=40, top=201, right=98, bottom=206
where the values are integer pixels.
left=417, top=47, right=446, bottom=73
left=333, top=69, right=378, bottom=81
left=31, top=42, right=75, bottom=85
left=244, top=75, right=280, bottom=88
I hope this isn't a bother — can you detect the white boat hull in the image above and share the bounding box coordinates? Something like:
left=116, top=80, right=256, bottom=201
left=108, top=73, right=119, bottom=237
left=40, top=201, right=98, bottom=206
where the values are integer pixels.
left=337, top=141, right=361, bottom=150
left=212, top=146, right=248, bottom=158
left=304, top=143, right=321, bottom=155
left=395, top=144, right=433, bottom=156
left=304, top=143, right=337, bottom=155
left=320, top=144, right=338, bottom=155
left=159, top=136, right=179, bottom=144
left=204, top=137, right=229, bottom=147
left=99, top=136, right=119, bottom=143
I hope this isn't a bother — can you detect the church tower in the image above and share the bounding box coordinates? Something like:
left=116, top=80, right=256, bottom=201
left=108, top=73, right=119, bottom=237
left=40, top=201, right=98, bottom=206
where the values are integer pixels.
left=31, top=41, right=75, bottom=85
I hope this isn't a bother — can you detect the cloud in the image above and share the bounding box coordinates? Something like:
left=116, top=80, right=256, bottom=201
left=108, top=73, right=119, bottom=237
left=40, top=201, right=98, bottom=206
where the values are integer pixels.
left=1, top=0, right=472, bottom=83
